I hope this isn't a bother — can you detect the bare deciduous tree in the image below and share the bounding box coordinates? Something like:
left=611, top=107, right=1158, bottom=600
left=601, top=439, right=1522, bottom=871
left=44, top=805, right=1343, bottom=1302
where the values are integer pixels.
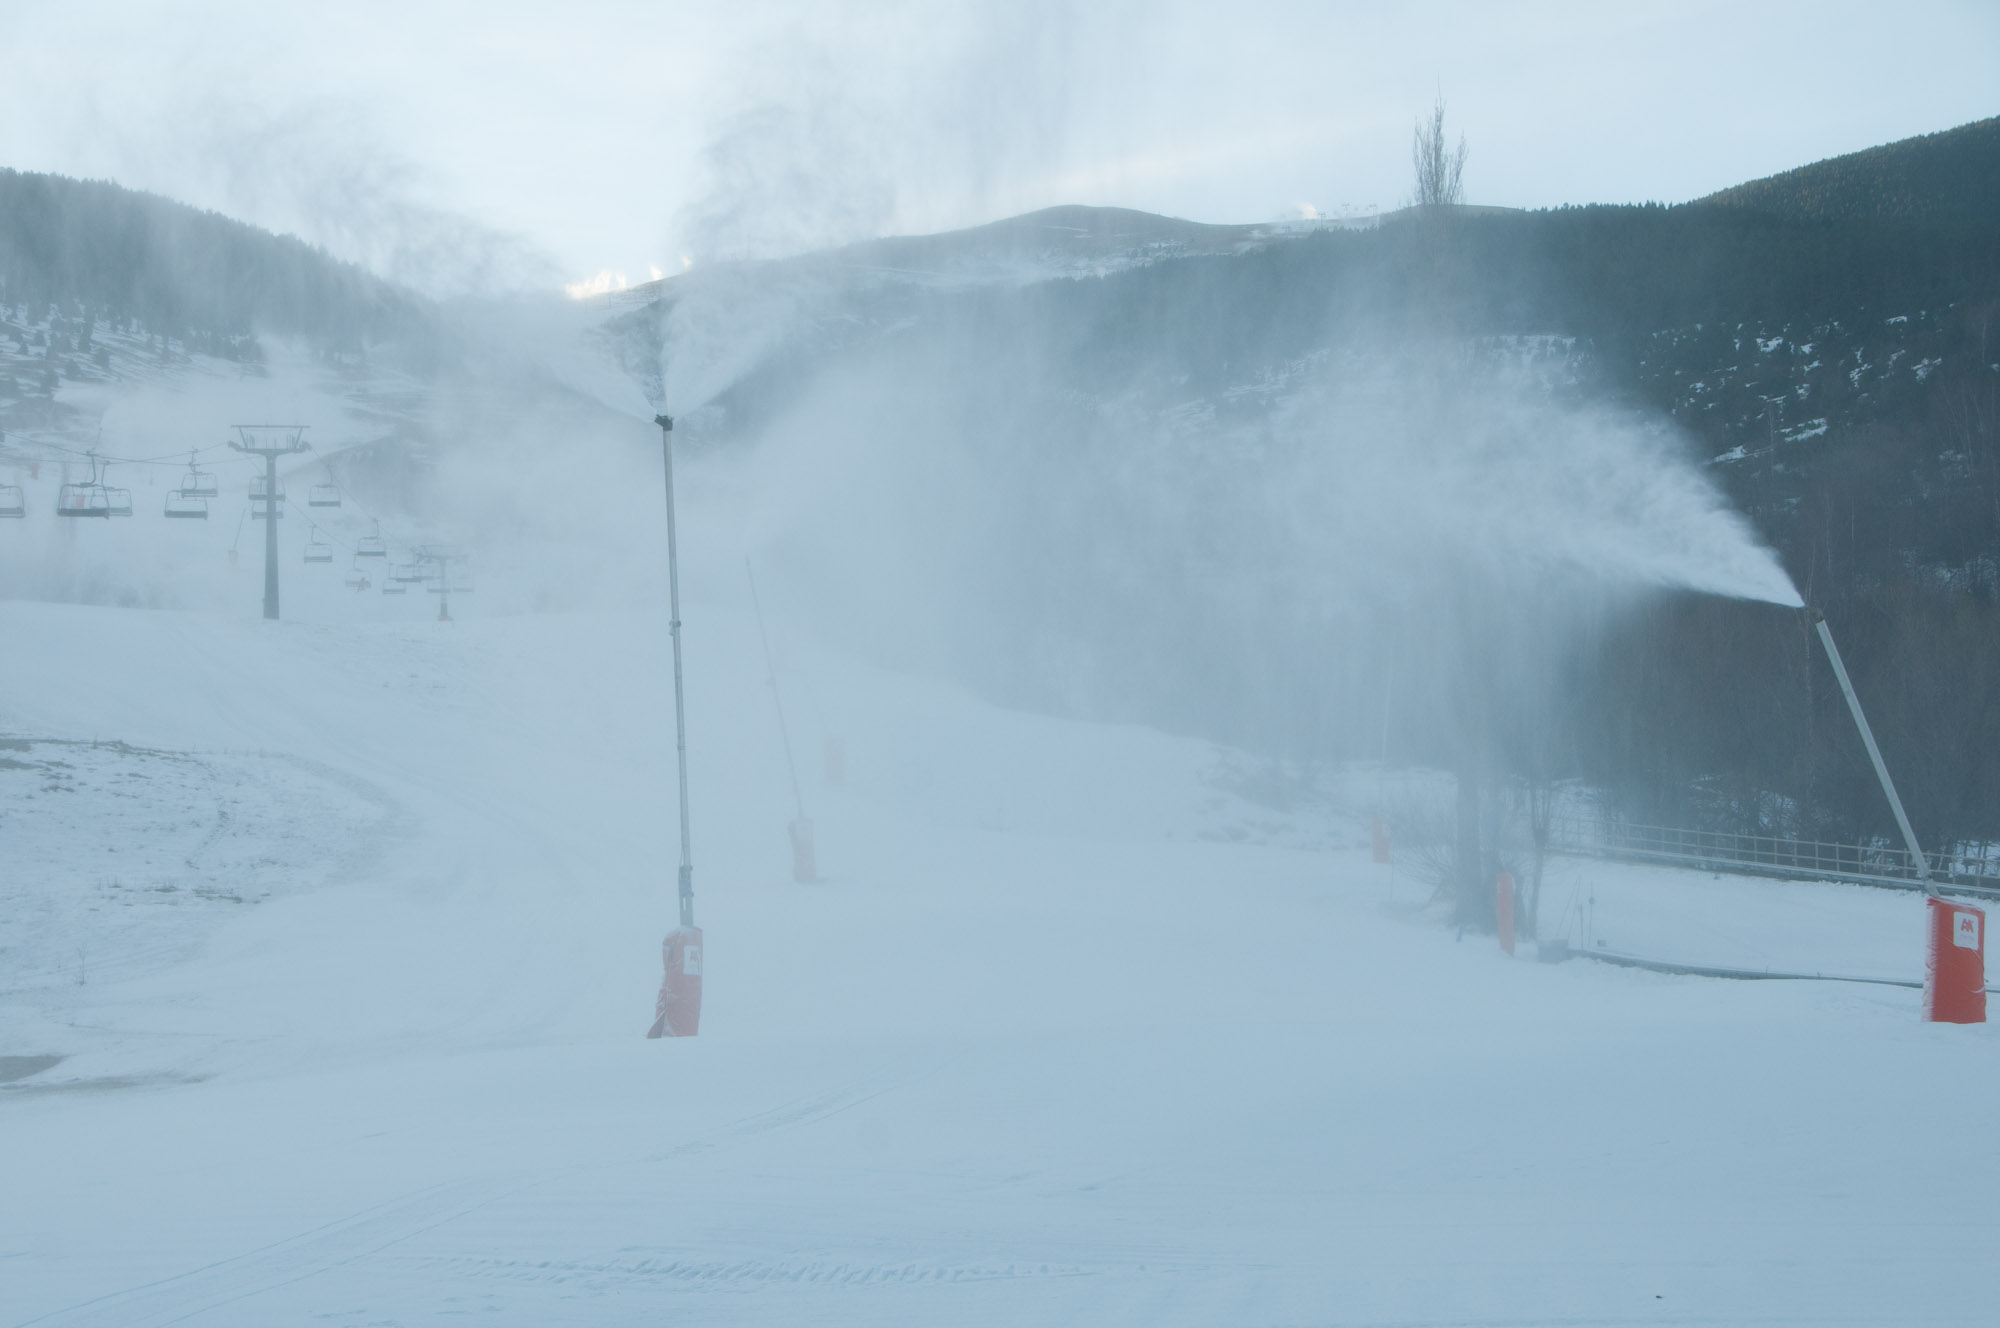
left=1411, top=96, right=1468, bottom=209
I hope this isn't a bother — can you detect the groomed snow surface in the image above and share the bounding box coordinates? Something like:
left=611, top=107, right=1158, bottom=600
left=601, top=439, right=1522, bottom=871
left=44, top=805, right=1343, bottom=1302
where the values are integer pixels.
left=1, top=596, right=1994, bottom=1327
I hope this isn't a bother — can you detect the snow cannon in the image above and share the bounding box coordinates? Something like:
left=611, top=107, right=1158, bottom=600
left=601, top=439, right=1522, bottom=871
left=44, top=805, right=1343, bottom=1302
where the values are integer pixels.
left=648, top=411, right=705, bottom=1039
left=648, top=924, right=704, bottom=1038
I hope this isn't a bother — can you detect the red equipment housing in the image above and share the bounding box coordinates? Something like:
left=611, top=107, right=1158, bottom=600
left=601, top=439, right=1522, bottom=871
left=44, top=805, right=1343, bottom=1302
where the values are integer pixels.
left=647, top=925, right=704, bottom=1038
left=1924, top=897, right=1985, bottom=1024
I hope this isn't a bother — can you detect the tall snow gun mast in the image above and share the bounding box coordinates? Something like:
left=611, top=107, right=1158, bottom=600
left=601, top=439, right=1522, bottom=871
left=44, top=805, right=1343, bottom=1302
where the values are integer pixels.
left=660, top=413, right=695, bottom=931
left=648, top=412, right=704, bottom=1038
left=1808, top=606, right=1934, bottom=894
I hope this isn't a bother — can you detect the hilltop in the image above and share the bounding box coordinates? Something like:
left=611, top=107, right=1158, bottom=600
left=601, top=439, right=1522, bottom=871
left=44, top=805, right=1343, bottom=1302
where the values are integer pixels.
left=1697, top=115, right=2000, bottom=229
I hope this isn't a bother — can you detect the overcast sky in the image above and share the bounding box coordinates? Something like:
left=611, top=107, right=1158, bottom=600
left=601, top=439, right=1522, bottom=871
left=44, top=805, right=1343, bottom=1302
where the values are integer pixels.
left=5, top=1, right=1995, bottom=296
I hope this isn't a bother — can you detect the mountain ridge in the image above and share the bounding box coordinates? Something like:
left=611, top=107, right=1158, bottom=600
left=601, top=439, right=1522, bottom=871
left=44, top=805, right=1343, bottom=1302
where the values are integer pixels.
left=1695, top=115, right=2000, bottom=229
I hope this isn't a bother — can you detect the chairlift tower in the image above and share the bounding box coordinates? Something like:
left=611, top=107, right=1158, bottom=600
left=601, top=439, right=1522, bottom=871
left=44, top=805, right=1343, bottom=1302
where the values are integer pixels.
left=230, top=425, right=308, bottom=620
left=415, top=545, right=470, bottom=622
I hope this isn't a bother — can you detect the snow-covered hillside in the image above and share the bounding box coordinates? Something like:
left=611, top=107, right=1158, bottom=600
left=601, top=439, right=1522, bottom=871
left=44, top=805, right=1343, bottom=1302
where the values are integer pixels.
left=2, top=593, right=1993, bottom=1326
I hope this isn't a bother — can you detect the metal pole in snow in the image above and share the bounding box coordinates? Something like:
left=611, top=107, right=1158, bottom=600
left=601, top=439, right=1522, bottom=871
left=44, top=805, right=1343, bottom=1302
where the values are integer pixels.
left=658, top=415, right=695, bottom=929
left=261, top=453, right=280, bottom=619
left=745, top=560, right=806, bottom=824
left=1809, top=607, right=1934, bottom=892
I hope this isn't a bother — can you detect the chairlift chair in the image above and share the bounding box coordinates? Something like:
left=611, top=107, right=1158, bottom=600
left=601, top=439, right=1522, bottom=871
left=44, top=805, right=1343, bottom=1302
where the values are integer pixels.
left=57, top=481, right=111, bottom=518
left=345, top=570, right=372, bottom=592
left=303, top=527, right=334, bottom=563
left=308, top=481, right=341, bottom=508
left=381, top=581, right=408, bottom=595
left=250, top=474, right=285, bottom=502
left=106, top=487, right=133, bottom=517
left=0, top=484, right=23, bottom=518
left=163, top=490, right=209, bottom=519
left=354, top=519, right=388, bottom=558
left=178, top=454, right=218, bottom=498
left=388, top=560, right=425, bottom=583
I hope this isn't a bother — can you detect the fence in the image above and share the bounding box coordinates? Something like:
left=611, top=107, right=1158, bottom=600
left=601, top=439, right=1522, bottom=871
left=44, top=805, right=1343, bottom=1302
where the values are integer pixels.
left=1547, top=814, right=2000, bottom=898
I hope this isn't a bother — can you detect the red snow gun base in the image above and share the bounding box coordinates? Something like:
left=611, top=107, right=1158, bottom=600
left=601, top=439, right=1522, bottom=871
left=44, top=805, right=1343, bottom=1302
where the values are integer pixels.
left=1924, top=897, right=1985, bottom=1024
left=647, top=925, right=704, bottom=1038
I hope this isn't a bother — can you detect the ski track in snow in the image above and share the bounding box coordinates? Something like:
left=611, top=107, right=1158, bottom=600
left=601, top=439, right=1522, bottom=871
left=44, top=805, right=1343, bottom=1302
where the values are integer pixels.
left=1, top=600, right=1997, bottom=1327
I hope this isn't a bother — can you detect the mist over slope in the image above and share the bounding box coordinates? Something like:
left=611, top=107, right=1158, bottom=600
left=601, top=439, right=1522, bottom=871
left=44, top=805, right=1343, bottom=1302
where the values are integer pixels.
left=594, top=123, right=2000, bottom=846
left=5, top=117, right=1999, bottom=847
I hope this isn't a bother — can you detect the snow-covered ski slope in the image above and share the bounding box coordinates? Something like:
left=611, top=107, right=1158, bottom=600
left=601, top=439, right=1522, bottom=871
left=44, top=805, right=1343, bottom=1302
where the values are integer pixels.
left=2, top=595, right=1995, bottom=1327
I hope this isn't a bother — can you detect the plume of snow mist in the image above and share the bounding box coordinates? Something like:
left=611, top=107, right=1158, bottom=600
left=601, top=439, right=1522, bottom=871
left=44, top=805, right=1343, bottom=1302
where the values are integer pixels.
left=702, top=337, right=1801, bottom=763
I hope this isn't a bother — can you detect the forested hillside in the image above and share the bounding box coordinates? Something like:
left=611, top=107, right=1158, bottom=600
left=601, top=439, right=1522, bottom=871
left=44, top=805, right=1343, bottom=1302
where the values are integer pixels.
left=0, top=169, right=426, bottom=357
left=1698, top=115, right=2000, bottom=229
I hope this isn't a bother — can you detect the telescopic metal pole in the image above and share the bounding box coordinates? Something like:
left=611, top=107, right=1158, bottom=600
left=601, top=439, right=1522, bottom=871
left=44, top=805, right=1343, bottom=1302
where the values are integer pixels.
left=745, top=560, right=807, bottom=824
left=658, top=415, right=695, bottom=929
left=1809, top=607, right=1934, bottom=891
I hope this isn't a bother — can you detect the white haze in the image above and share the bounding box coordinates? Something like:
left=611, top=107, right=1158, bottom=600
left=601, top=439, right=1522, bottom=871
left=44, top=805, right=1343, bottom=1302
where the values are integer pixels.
left=660, top=317, right=1802, bottom=764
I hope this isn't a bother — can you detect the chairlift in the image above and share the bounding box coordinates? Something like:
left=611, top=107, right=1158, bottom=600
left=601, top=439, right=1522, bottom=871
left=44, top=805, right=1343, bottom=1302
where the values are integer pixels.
left=0, top=484, right=23, bottom=518
left=345, top=570, right=372, bottom=592
left=178, top=453, right=218, bottom=498
left=388, top=560, right=425, bottom=583
left=57, top=481, right=111, bottom=518
left=354, top=519, right=388, bottom=558
left=381, top=581, right=408, bottom=595
left=308, top=481, right=341, bottom=508
left=250, top=502, right=285, bottom=519
left=59, top=452, right=119, bottom=518
left=164, top=490, right=209, bottom=519
left=304, top=527, right=334, bottom=563
left=250, top=473, right=285, bottom=502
